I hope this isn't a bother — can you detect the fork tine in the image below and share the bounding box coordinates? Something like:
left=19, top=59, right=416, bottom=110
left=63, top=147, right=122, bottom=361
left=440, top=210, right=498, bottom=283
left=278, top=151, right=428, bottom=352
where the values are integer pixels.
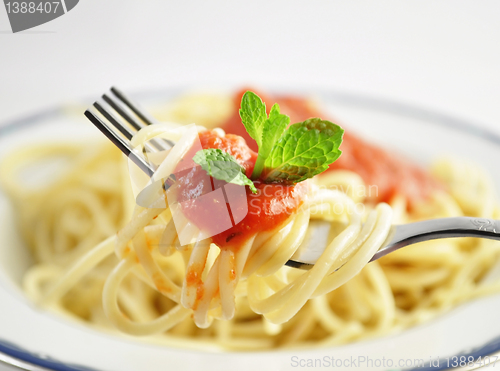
left=102, top=93, right=144, bottom=132
left=85, top=87, right=181, bottom=184
left=101, top=95, right=170, bottom=152
left=93, top=101, right=135, bottom=141
left=93, top=100, right=161, bottom=164
left=84, top=109, right=155, bottom=177
left=108, top=87, right=175, bottom=149
left=111, top=87, right=157, bottom=126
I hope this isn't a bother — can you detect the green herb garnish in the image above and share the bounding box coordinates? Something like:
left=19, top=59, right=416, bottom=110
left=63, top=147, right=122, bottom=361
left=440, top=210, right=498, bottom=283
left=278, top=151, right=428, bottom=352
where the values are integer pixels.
left=239, top=91, right=290, bottom=178
left=192, top=91, right=344, bottom=191
left=192, top=148, right=257, bottom=193
left=262, top=118, right=343, bottom=183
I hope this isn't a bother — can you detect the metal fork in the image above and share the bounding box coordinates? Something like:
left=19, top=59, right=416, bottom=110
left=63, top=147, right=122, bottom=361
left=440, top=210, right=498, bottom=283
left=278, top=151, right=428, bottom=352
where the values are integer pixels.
left=288, top=218, right=500, bottom=269
left=84, top=88, right=500, bottom=270
left=84, top=87, right=171, bottom=177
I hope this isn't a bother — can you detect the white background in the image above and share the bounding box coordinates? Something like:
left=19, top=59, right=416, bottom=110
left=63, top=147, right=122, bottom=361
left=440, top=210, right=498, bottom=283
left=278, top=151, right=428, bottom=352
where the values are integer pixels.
left=0, top=1, right=500, bottom=131
left=1, top=1, right=500, bottom=370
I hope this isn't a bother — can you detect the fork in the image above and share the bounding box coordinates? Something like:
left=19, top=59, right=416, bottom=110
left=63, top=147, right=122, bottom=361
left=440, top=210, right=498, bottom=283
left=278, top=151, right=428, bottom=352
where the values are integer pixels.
left=84, top=87, right=168, bottom=177
left=84, top=87, right=500, bottom=270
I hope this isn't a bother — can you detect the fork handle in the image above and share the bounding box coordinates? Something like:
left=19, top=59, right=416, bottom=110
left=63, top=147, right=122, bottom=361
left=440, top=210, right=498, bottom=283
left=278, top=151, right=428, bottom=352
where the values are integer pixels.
left=373, top=217, right=500, bottom=261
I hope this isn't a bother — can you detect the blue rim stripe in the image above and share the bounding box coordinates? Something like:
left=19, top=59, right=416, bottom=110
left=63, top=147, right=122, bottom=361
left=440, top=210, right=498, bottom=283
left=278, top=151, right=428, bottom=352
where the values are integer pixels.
left=406, top=335, right=500, bottom=371
left=0, top=339, right=99, bottom=371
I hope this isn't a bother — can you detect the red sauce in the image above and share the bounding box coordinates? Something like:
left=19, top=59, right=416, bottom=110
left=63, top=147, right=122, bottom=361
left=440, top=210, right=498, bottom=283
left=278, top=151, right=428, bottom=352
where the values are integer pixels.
left=220, top=88, right=320, bottom=152
left=220, top=89, right=442, bottom=207
left=185, top=263, right=205, bottom=309
left=185, top=263, right=203, bottom=286
left=152, top=272, right=171, bottom=294
left=329, top=132, right=442, bottom=205
left=173, top=130, right=306, bottom=250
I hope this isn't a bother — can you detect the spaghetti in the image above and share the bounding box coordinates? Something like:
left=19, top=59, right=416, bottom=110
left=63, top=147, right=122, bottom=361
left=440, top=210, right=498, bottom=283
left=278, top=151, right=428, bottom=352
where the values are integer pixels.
left=1, top=91, right=500, bottom=350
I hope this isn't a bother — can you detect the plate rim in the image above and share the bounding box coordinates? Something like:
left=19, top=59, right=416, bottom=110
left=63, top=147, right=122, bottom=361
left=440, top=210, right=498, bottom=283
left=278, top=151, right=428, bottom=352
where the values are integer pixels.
left=1, top=87, right=500, bottom=371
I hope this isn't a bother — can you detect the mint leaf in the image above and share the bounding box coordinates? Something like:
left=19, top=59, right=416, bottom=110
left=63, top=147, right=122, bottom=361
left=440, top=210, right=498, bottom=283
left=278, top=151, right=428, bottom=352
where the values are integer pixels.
left=239, top=91, right=267, bottom=148
left=262, top=118, right=344, bottom=183
left=251, top=103, right=290, bottom=179
left=237, top=91, right=343, bottom=183
left=260, top=104, right=289, bottom=159
left=193, top=149, right=257, bottom=193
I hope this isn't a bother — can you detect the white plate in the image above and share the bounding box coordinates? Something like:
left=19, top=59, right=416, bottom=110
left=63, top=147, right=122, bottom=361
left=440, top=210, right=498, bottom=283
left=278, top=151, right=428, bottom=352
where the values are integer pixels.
left=1, top=88, right=500, bottom=371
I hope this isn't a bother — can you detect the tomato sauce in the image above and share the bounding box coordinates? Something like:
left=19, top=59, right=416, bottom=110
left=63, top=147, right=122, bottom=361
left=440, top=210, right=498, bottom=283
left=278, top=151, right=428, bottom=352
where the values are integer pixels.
left=173, top=130, right=306, bottom=250
left=329, top=132, right=441, bottom=205
left=220, top=89, right=442, bottom=207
